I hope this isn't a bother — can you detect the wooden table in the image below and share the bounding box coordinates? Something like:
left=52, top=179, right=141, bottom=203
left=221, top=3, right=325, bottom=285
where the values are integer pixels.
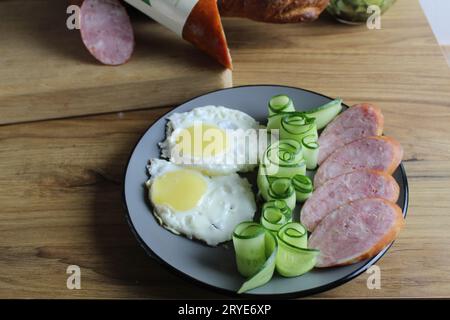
left=443, top=46, right=450, bottom=67
left=1, top=0, right=450, bottom=299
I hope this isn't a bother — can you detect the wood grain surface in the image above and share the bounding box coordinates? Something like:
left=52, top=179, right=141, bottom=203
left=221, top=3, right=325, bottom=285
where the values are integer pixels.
left=1, top=0, right=450, bottom=298
left=0, top=0, right=231, bottom=125
left=443, top=46, right=450, bottom=67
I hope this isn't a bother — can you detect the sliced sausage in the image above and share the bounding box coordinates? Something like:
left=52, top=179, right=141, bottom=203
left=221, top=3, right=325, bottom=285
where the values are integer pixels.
left=301, top=170, right=399, bottom=232
left=314, top=136, right=403, bottom=188
left=219, top=0, right=329, bottom=23
left=183, top=0, right=232, bottom=69
left=309, top=198, right=404, bottom=268
left=318, top=103, right=384, bottom=165
left=80, top=0, right=134, bottom=65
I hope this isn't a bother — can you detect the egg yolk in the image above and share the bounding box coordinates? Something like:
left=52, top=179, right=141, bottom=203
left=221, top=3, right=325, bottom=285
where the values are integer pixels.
left=175, top=124, right=228, bottom=158
left=151, top=170, right=207, bottom=212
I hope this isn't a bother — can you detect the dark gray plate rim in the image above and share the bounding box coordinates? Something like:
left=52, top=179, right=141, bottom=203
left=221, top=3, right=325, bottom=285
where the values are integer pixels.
left=122, top=84, right=409, bottom=299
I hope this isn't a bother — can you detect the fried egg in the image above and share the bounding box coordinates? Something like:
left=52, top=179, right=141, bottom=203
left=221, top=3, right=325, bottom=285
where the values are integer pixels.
left=159, top=106, right=261, bottom=175
left=146, top=159, right=257, bottom=246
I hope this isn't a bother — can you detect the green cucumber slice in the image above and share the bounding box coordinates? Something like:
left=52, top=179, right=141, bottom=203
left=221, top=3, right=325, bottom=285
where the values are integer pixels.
left=233, top=222, right=277, bottom=294
left=233, top=222, right=267, bottom=278
left=260, top=200, right=292, bottom=233
left=262, top=139, right=305, bottom=178
left=301, top=134, right=320, bottom=170
left=267, top=111, right=304, bottom=131
left=292, top=174, right=313, bottom=203
left=280, top=114, right=318, bottom=143
left=276, top=222, right=319, bottom=277
left=268, top=94, right=295, bottom=116
left=266, top=177, right=296, bottom=210
left=304, top=98, right=343, bottom=130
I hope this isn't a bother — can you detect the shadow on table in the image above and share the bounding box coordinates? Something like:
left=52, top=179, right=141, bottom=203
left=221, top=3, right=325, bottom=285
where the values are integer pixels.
left=8, top=1, right=223, bottom=70
left=222, top=10, right=347, bottom=51
left=90, top=124, right=228, bottom=299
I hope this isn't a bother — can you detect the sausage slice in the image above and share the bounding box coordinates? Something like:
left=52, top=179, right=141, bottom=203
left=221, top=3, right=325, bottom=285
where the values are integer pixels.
left=314, top=136, right=403, bottom=187
left=301, top=170, right=399, bottom=232
left=318, top=103, right=384, bottom=165
left=80, top=0, right=134, bottom=65
left=309, top=198, right=405, bottom=268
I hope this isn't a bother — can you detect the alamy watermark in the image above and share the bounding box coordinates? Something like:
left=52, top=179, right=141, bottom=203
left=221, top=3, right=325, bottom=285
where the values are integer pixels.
left=66, top=4, right=383, bottom=31
left=166, top=123, right=279, bottom=169
left=66, top=5, right=80, bottom=30
left=367, top=5, right=382, bottom=30
left=366, top=265, right=381, bottom=290
left=66, top=265, right=81, bottom=290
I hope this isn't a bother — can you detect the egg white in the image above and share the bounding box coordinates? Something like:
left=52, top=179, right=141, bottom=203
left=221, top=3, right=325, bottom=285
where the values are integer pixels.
left=159, top=106, right=261, bottom=175
left=146, top=159, right=257, bottom=246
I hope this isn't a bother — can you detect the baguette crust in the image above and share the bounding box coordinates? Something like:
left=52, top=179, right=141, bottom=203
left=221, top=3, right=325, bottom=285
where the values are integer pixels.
left=319, top=200, right=405, bottom=268
left=219, top=0, right=330, bottom=23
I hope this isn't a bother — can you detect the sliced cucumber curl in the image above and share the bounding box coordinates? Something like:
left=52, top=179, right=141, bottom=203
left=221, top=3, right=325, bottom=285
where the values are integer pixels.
left=280, top=113, right=318, bottom=142
left=292, top=174, right=313, bottom=202
left=276, top=222, right=319, bottom=277
left=268, top=94, right=295, bottom=116
left=233, top=221, right=319, bottom=293
left=301, top=135, right=319, bottom=170
left=233, top=94, right=345, bottom=293
left=233, top=222, right=277, bottom=294
left=261, top=139, right=305, bottom=178
left=260, top=200, right=292, bottom=233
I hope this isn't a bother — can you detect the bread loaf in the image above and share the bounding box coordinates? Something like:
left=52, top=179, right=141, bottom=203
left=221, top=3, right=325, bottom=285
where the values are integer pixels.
left=219, top=0, right=330, bottom=23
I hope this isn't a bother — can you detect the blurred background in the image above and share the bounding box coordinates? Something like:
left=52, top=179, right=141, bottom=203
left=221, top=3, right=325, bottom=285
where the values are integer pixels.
left=420, top=0, right=450, bottom=66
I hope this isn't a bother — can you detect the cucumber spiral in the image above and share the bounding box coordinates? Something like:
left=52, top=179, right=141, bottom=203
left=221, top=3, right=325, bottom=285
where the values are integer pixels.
left=261, top=139, right=306, bottom=178
left=276, top=222, right=319, bottom=277
left=260, top=200, right=292, bottom=233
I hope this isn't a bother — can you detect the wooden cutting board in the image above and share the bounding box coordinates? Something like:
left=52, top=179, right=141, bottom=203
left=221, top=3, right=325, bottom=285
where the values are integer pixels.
left=0, top=0, right=232, bottom=125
